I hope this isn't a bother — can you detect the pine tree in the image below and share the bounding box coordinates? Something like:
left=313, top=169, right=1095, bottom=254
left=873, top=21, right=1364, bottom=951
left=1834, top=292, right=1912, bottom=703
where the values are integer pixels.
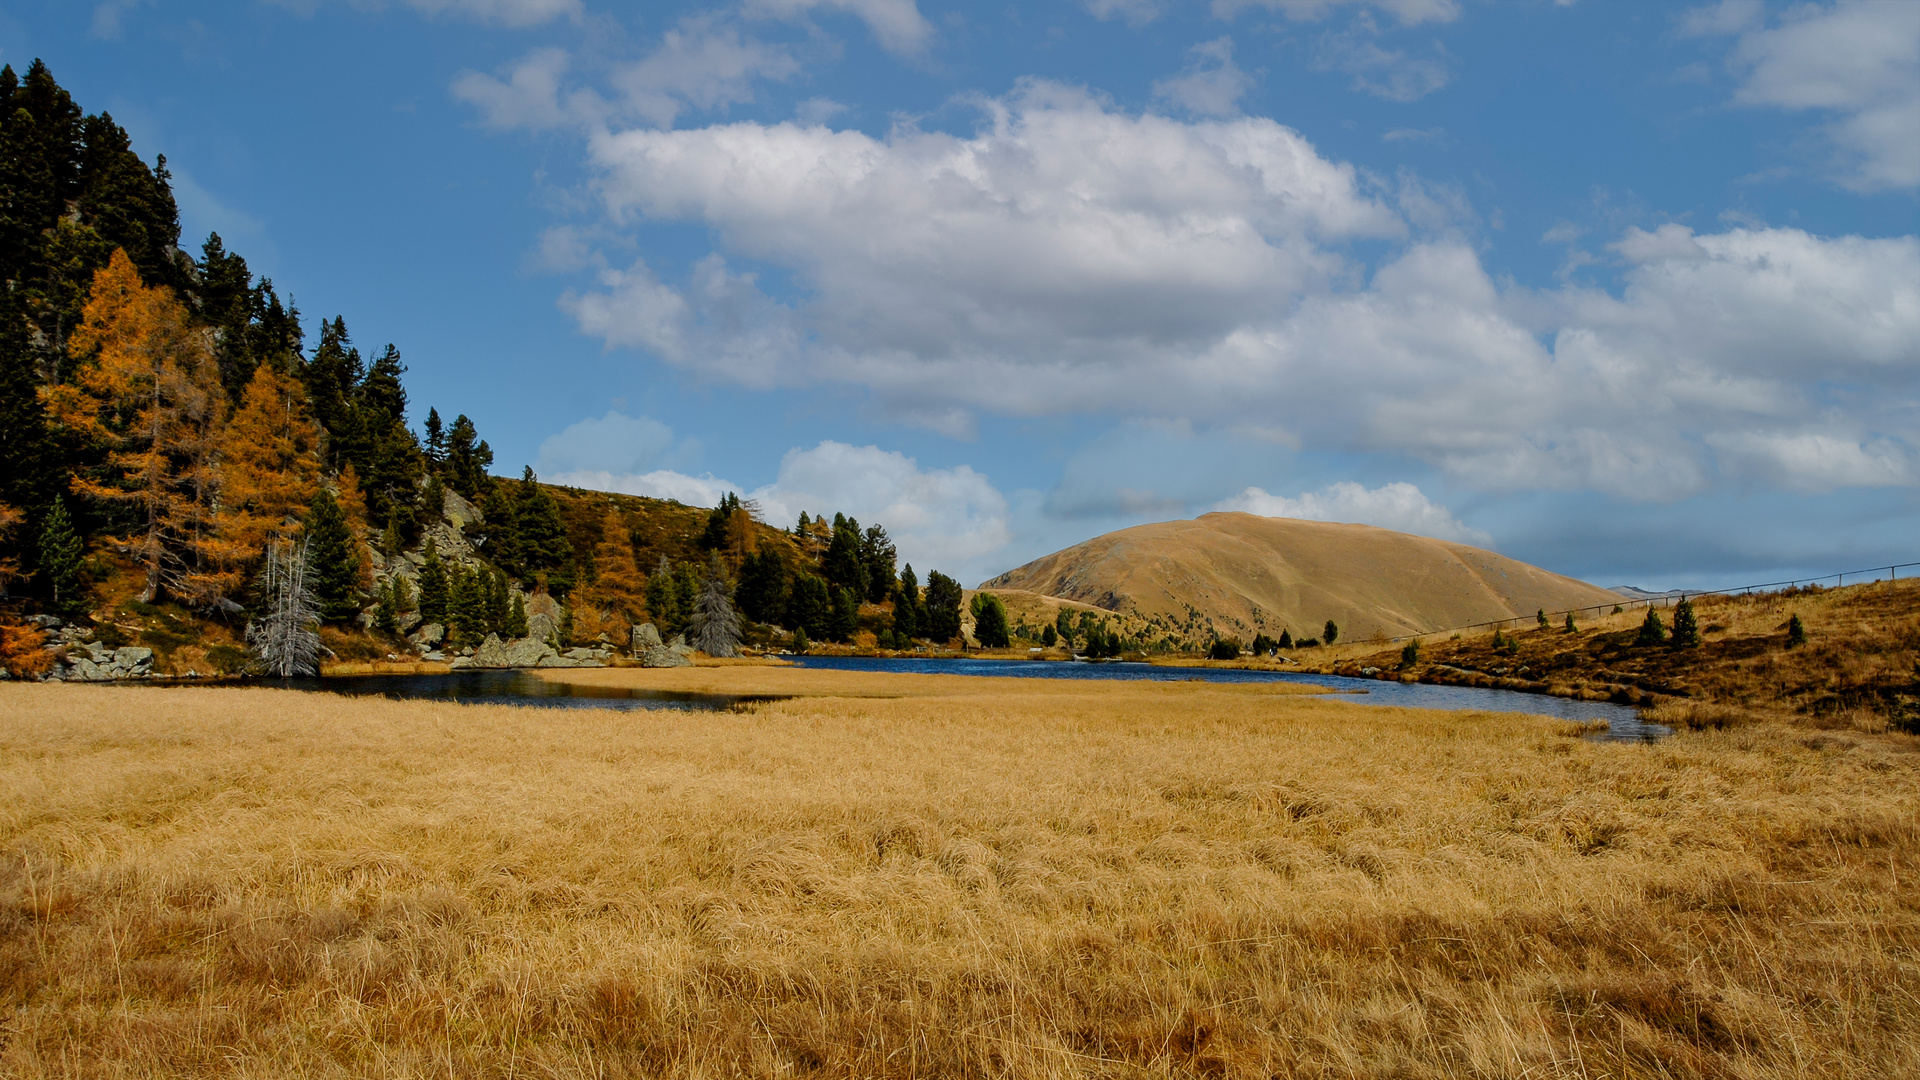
left=423, top=407, right=445, bottom=469
left=374, top=577, right=400, bottom=633
left=924, top=571, right=963, bottom=644
left=788, top=573, right=831, bottom=640
left=791, top=626, right=810, bottom=654
left=444, top=414, right=492, bottom=499
left=891, top=583, right=918, bottom=640
left=450, top=564, right=487, bottom=644
left=53, top=249, right=230, bottom=605
left=829, top=586, right=859, bottom=643
left=1786, top=613, right=1807, bottom=648
left=1635, top=608, right=1667, bottom=647
left=511, top=468, right=572, bottom=590
left=305, top=489, right=360, bottom=622
left=736, top=546, right=788, bottom=625
left=970, top=592, right=1010, bottom=648
left=645, top=555, right=680, bottom=634
left=1670, top=598, right=1701, bottom=649
left=860, top=524, right=896, bottom=602
left=1399, top=638, right=1421, bottom=670
left=1041, top=624, right=1057, bottom=647
left=1278, top=629, right=1293, bottom=650
left=823, top=515, right=867, bottom=596
left=688, top=552, right=742, bottom=657
left=37, top=495, right=84, bottom=615
left=1537, top=608, right=1549, bottom=629
left=1564, top=612, right=1577, bottom=633
left=418, top=538, right=449, bottom=624
left=486, top=571, right=508, bottom=635
left=505, top=591, right=529, bottom=638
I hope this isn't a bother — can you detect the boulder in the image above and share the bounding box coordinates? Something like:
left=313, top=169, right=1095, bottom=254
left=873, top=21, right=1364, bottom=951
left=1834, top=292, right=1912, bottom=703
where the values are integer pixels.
left=563, top=647, right=599, bottom=661
left=25, top=614, right=62, bottom=629
left=526, top=612, right=558, bottom=644
left=422, top=651, right=446, bottom=662
left=441, top=488, right=483, bottom=531
left=640, top=645, right=693, bottom=668
left=632, top=623, right=663, bottom=650
left=64, top=656, right=111, bottom=681
left=411, top=622, right=445, bottom=646
left=397, top=611, right=422, bottom=634
left=502, top=637, right=557, bottom=667
left=534, top=654, right=591, bottom=668
left=114, top=647, right=154, bottom=675
left=472, top=634, right=510, bottom=668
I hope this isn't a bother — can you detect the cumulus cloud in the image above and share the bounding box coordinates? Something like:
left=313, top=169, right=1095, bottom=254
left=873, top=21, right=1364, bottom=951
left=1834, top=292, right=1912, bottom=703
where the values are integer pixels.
left=1216, top=481, right=1490, bottom=544
left=1313, top=31, right=1451, bottom=102
left=547, top=84, right=1920, bottom=504
left=1153, top=38, right=1255, bottom=117
left=550, top=440, right=1013, bottom=581
left=1692, top=0, right=1920, bottom=190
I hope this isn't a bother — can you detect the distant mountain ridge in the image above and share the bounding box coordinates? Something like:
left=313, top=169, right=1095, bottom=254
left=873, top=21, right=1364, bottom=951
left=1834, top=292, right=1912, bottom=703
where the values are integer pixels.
left=980, top=512, right=1621, bottom=645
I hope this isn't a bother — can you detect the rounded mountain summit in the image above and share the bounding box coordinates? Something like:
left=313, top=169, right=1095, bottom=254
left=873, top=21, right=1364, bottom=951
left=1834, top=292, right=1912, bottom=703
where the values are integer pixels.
left=979, top=512, right=1622, bottom=643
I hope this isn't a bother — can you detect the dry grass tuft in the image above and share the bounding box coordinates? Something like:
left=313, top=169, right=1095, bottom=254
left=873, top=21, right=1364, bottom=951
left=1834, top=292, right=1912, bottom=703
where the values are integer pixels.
left=3, top=675, right=1919, bottom=1077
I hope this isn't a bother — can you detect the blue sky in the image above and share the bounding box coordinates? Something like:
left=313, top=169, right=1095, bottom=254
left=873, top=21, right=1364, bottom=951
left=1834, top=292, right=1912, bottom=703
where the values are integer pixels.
left=10, top=0, right=1920, bottom=589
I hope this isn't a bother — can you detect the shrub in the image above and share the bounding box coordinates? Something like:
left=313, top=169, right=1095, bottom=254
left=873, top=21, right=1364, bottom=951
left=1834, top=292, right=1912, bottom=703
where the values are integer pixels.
left=1277, top=629, right=1293, bottom=649
left=1537, top=608, right=1549, bottom=629
left=1398, top=638, right=1420, bottom=671
left=1635, top=608, right=1667, bottom=647
left=1296, top=637, right=1320, bottom=648
left=1564, top=612, right=1576, bottom=633
left=790, top=627, right=810, bottom=654
left=1209, top=638, right=1241, bottom=661
left=1323, top=620, right=1339, bottom=646
left=0, top=623, right=53, bottom=677
left=1786, top=613, right=1807, bottom=648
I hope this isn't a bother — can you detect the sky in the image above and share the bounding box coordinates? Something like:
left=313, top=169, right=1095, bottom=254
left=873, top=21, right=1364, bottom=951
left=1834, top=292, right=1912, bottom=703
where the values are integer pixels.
left=8, top=0, right=1920, bottom=590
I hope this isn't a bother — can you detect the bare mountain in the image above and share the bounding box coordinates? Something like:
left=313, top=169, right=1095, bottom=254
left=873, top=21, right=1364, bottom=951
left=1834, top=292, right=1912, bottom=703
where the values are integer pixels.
left=979, top=512, right=1622, bottom=644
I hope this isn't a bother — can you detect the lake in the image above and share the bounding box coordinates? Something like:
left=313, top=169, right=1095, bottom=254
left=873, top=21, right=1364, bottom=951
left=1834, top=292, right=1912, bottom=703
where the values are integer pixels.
left=274, top=657, right=1668, bottom=741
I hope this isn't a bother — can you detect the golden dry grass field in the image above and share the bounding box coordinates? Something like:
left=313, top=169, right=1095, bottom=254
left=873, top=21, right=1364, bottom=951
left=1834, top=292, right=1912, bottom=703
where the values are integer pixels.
left=3, top=668, right=1919, bottom=1078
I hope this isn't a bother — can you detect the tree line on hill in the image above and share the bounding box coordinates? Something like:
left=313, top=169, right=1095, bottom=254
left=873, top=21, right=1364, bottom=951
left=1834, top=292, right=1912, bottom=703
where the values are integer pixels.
left=0, top=59, right=994, bottom=666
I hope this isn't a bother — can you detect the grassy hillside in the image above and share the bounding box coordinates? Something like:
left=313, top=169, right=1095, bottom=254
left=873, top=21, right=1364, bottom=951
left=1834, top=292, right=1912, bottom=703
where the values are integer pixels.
left=982, top=512, right=1621, bottom=648
left=1288, top=577, right=1920, bottom=732
left=4, top=671, right=1916, bottom=1076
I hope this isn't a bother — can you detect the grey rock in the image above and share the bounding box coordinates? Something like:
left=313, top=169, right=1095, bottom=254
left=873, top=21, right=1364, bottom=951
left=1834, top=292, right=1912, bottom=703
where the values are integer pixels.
left=640, top=645, right=693, bottom=668
left=25, top=614, right=62, bottom=629
left=632, top=622, right=663, bottom=649
left=423, top=651, right=446, bottom=662
left=563, top=647, right=599, bottom=661
left=114, top=647, right=154, bottom=674
left=411, top=622, right=445, bottom=646
left=442, top=488, right=482, bottom=530
left=448, top=656, right=473, bottom=670
left=397, top=611, right=422, bottom=634
left=526, top=612, right=558, bottom=644
left=472, top=634, right=510, bottom=668
left=64, top=656, right=111, bottom=681
left=534, top=654, right=594, bottom=668
left=503, top=637, right=556, bottom=667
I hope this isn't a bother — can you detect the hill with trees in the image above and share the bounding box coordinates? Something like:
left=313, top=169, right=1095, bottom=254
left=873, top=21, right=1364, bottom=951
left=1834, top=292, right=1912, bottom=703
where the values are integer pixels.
left=0, top=60, right=976, bottom=678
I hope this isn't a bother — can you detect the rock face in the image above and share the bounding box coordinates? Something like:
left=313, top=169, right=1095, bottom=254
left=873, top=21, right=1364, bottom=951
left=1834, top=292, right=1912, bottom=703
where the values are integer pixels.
left=632, top=623, right=663, bottom=650
left=57, top=643, right=155, bottom=681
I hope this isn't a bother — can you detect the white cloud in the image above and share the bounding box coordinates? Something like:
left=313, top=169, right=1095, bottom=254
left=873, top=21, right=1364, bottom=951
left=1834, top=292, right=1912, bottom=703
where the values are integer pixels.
left=1216, top=481, right=1490, bottom=544
left=1153, top=37, right=1256, bottom=117
left=1314, top=31, right=1451, bottom=102
left=550, top=440, right=1012, bottom=581
left=404, top=0, right=579, bottom=25
left=1084, top=0, right=1164, bottom=27
left=452, top=20, right=799, bottom=133
left=551, top=84, right=1920, bottom=504
left=536, top=411, right=679, bottom=476
left=1214, top=0, right=1461, bottom=27
left=1696, top=0, right=1920, bottom=190
left=743, top=0, right=933, bottom=55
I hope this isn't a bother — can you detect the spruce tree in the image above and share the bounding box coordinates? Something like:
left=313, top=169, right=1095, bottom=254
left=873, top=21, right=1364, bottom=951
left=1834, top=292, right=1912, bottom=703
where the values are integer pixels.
left=645, top=555, right=680, bottom=634
left=736, top=547, right=788, bottom=624
left=789, top=573, right=831, bottom=640
left=1670, top=598, right=1701, bottom=649
left=924, top=571, right=963, bottom=643
left=450, top=565, right=486, bottom=644
left=374, top=577, right=399, bottom=633
left=37, top=495, right=84, bottom=616
left=418, top=539, right=449, bottom=624
left=823, top=515, right=867, bottom=596
left=422, top=407, right=445, bottom=468
left=1277, top=628, right=1293, bottom=650
left=891, top=584, right=918, bottom=640
left=689, top=553, right=742, bottom=657
left=1635, top=607, right=1667, bottom=647
left=486, top=571, right=509, bottom=634
left=512, top=468, right=573, bottom=590
left=860, top=524, right=897, bottom=602
left=829, top=586, right=860, bottom=643
left=970, top=592, right=1010, bottom=648
left=505, top=592, right=529, bottom=638
left=305, top=488, right=360, bottom=622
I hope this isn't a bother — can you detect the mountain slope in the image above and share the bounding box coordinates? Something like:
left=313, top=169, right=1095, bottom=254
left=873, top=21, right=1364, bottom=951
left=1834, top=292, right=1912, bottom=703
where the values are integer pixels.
left=979, top=512, right=1621, bottom=644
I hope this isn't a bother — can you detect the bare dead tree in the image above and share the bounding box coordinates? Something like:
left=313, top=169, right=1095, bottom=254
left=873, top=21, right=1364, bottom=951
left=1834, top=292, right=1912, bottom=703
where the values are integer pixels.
left=246, top=537, right=322, bottom=677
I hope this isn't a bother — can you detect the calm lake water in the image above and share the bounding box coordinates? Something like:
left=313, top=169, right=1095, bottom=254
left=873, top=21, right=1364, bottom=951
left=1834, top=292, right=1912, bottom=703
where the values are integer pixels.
left=789, top=656, right=1671, bottom=742
left=274, top=658, right=1668, bottom=741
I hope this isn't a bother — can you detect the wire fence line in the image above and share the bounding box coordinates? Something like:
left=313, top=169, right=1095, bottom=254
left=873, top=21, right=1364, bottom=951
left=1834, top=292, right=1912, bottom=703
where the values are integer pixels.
left=1382, top=560, right=1920, bottom=645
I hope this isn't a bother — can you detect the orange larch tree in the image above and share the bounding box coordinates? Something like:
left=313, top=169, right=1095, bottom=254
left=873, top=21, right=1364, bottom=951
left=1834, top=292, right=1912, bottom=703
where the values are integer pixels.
left=218, top=364, right=323, bottom=566
left=575, top=509, right=646, bottom=644
left=52, top=249, right=232, bottom=606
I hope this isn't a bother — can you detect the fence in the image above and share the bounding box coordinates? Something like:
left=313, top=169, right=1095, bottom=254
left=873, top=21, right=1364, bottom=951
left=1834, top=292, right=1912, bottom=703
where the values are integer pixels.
left=1384, top=560, right=1920, bottom=645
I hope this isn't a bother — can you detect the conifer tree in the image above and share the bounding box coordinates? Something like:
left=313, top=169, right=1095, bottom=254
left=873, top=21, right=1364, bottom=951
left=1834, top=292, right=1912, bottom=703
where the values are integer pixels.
left=451, top=564, right=487, bottom=644
left=1786, top=613, right=1807, bottom=648
left=823, top=515, right=867, bottom=596
left=511, top=468, right=572, bottom=591
left=689, top=552, right=742, bottom=657
left=788, top=573, right=831, bottom=640
left=890, top=583, right=918, bottom=640
left=219, top=365, right=322, bottom=563
left=1041, top=624, right=1057, bottom=647
left=505, top=591, right=529, bottom=638
left=1278, top=628, right=1293, bottom=650
left=1055, top=608, right=1076, bottom=649
left=37, top=495, right=83, bottom=615
left=246, top=538, right=321, bottom=678
left=829, top=586, right=860, bottom=643
left=422, top=408, right=445, bottom=469
left=1635, top=607, right=1667, bottom=647
left=645, top=554, right=680, bottom=634
left=444, top=414, right=492, bottom=499
left=420, top=472, right=445, bottom=527
left=924, top=571, right=963, bottom=644
left=417, top=538, right=449, bottom=624
left=304, top=488, right=360, bottom=622
left=374, top=576, right=400, bottom=633
left=1670, top=597, right=1701, bottom=649
left=970, top=592, right=1010, bottom=648
left=1564, top=612, right=1577, bottom=633
left=54, top=249, right=229, bottom=605
left=1323, top=619, right=1340, bottom=646
left=791, top=626, right=810, bottom=654
left=486, top=570, right=509, bottom=634
left=860, top=524, right=897, bottom=602
left=736, top=546, right=788, bottom=625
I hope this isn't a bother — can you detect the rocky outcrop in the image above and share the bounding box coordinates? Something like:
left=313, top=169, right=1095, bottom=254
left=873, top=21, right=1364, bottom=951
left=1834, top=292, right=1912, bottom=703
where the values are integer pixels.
left=56, top=643, right=155, bottom=681
left=632, top=622, right=663, bottom=650
left=638, top=630, right=696, bottom=668
left=450, top=633, right=612, bottom=670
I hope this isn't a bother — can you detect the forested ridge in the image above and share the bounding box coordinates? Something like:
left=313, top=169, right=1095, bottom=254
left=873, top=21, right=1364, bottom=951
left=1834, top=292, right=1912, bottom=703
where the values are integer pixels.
left=0, top=59, right=995, bottom=677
